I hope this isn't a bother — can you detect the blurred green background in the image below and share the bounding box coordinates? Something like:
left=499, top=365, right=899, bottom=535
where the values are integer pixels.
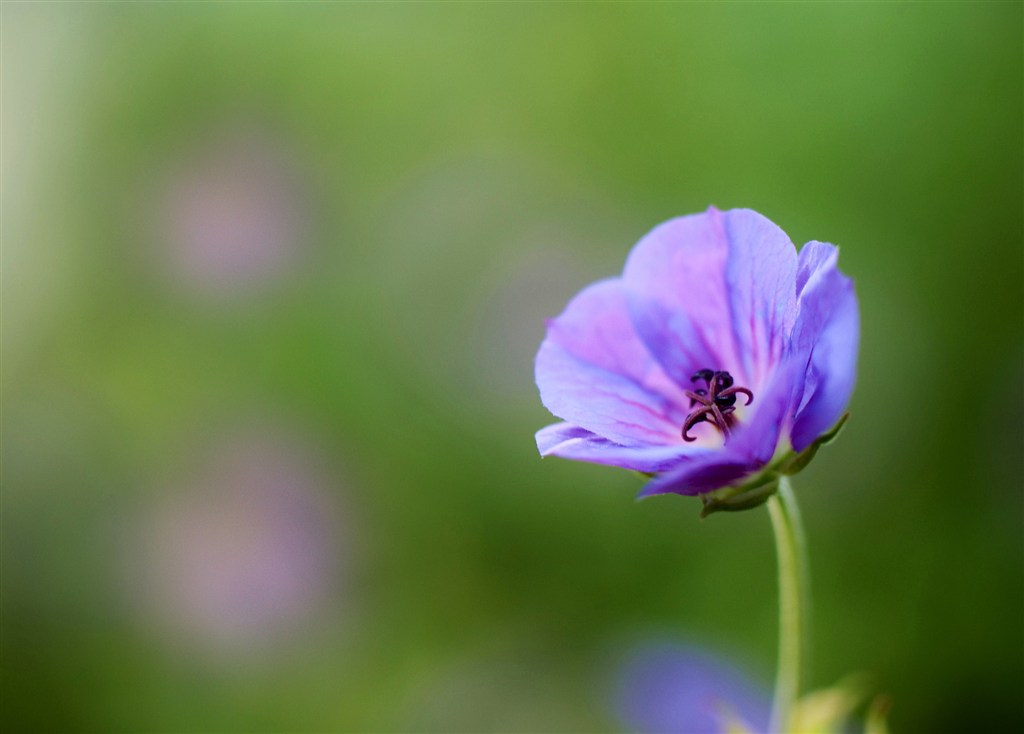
left=3, top=2, right=1022, bottom=732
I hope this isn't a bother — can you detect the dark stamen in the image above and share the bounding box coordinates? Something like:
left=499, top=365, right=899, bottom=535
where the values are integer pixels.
left=714, top=371, right=734, bottom=390
left=690, top=369, right=715, bottom=385
left=681, top=369, right=754, bottom=443
left=718, top=386, right=753, bottom=405
left=715, top=392, right=737, bottom=408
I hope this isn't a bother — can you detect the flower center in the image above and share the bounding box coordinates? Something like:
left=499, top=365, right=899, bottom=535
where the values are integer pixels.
left=682, top=369, right=754, bottom=443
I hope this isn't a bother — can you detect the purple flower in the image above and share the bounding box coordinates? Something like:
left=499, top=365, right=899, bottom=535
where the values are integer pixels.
left=534, top=207, right=858, bottom=499
left=614, top=640, right=770, bottom=734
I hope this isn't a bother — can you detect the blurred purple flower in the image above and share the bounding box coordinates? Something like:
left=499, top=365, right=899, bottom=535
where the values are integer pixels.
left=130, top=429, right=346, bottom=658
left=535, top=207, right=858, bottom=497
left=153, top=129, right=308, bottom=300
left=615, top=641, right=770, bottom=734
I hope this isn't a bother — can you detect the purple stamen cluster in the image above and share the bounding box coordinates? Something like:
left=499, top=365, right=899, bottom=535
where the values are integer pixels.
left=682, top=369, right=754, bottom=442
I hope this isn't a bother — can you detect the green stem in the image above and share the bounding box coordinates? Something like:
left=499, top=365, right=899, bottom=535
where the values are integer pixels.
left=767, top=476, right=810, bottom=733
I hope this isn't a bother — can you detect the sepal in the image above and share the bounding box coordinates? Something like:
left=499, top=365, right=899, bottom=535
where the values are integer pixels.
left=787, top=675, right=891, bottom=734
left=864, top=695, right=892, bottom=734
left=631, top=414, right=850, bottom=514
left=790, top=674, right=866, bottom=733
left=777, top=413, right=849, bottom=476
left=699, top=474, right=779, bottom=518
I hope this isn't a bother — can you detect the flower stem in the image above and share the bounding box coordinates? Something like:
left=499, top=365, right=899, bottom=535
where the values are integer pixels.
left=767, top=476, right=809, bottom=733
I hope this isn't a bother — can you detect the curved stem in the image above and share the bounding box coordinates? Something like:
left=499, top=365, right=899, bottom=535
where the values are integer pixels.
left=767, top=476, right=810, bottom=733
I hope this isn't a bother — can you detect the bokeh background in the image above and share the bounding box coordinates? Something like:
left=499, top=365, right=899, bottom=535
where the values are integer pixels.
left=3, top=2, right=1022, bottom=732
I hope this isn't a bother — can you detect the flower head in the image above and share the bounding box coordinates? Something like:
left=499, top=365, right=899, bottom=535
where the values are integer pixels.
left=534, top=207, right=858, bottom=502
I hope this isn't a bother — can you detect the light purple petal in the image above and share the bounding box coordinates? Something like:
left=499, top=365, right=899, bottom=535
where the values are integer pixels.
left=536, top=422, right=693, bottom=474
left=638, top=359, right=799, bottom=497
left=623, top=207, right=797, bottom=392
left=536, top=279, right=692, bottom=446
left=790, top=242, right=860, bottom=452
left=795, top=239, right=836, bottom=294
left=722, top=209, right=799, bottom=388
left=622, top=211, right=738, bottom=386
left=536, top=422, right=595, bottom=454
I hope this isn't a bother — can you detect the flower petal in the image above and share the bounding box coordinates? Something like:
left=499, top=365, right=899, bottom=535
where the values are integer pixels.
left=622, top=210, right=737, bottom=386
left=637, top=453, right=755, bottom=498
left=637, top=358, right=799, bottom=496
left=722, top=209, right=799, bottom=387
left=790, top=242, right=860, bottom=452
left=536, top=422, right=692, bottom=474
left=535, top=278, right=691, bottom=446
left=622, top=207, right=797, bottom=391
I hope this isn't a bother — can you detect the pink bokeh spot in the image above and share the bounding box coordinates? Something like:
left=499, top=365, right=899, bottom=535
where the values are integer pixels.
left=132, top=429, right=347, bottom=658
left=155, top=129, right=308, bottom=299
